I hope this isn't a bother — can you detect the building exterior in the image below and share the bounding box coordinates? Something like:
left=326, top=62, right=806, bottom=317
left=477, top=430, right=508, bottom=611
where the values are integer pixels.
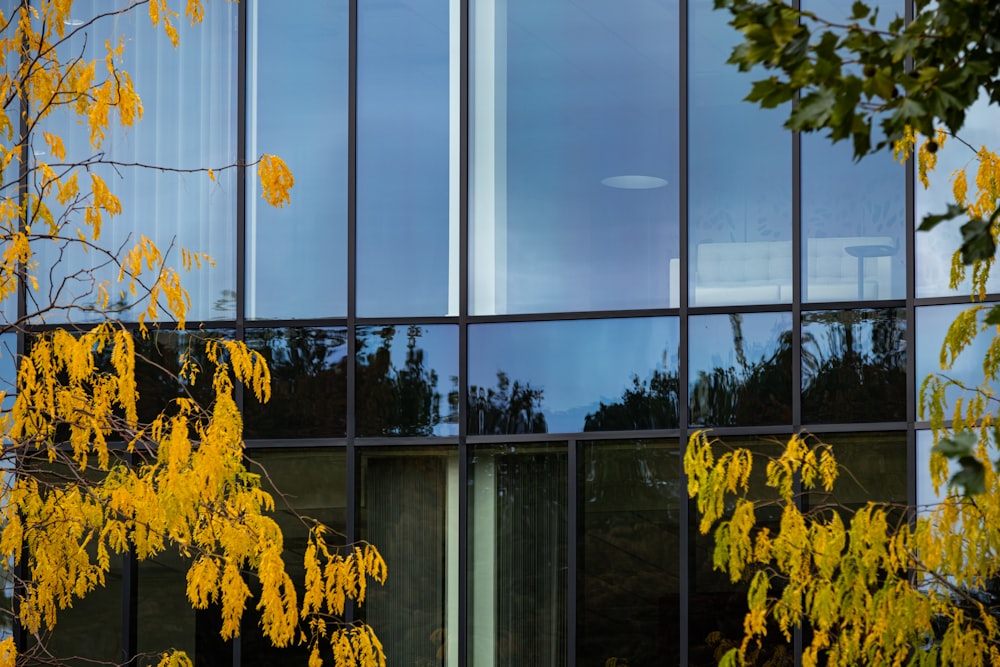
left=22, top=0, right=1000, bottom=665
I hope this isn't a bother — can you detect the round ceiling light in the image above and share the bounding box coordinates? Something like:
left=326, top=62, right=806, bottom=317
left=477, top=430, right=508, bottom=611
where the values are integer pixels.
left=601, top=175, right=668, bottom=189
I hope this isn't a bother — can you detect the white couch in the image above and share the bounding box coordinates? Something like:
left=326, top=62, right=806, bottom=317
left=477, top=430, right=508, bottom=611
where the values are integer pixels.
left=668, top=236, right=895, bottom=307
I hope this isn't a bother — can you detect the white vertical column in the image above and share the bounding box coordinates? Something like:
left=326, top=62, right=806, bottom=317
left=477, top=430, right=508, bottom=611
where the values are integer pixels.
left=470, top=455, right=496, bottom=667
left=471, top=0, right=507, bottom=315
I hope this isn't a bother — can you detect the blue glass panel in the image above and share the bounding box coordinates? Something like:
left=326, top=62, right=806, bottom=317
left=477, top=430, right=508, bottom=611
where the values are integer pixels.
left=356, top=324, right=458, bottom=436
left=35, top=2, right=237, bottom=323
left=915, top=304, right=1000, bottom=417
left=357, top=0, right=456, bottom=317
left=243, top=327, right=347, bottom=439
left=689, top=0, right=791, bottom=307
left=801, top=0, right=905, bottom=303
left=246, top=0, right=348, bottom=319
left=688, top=312, right=793, bottom=426
left=579, top=439, right=680, bottom=665
left=468, top=317, right=679, bottom=435
left=802, top=139, right=905, bottom=302
left=801, top=309, right=906, bottom=423
left=916, top=97, right=1000, bottom=297
left=470, top=0, right=679, bottom=315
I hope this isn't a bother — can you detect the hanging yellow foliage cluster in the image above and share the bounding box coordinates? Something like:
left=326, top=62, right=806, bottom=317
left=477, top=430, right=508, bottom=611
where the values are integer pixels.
left=0, top=2, right=384, bottom=666
left=686, top=431, right=1000, bottom=667
left=687, top=136, right=1000, bottom=666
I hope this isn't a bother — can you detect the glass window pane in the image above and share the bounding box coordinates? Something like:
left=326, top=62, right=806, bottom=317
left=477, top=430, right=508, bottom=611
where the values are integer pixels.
left=246, top=0, right=348, bottom=319
left=915, top=304, right=998, bottom=416
left=243, top=328, right=347, bottom=439
left=240, top=448, right=347, bottom=666
left=688, top=312, right=792, bottom=426
left=916, top=96, right=1000, bottom=297
left=470, top=0, right=679, bottom=315
left=801, top=309, right=906, bottom=424
left=802, top=139, right=905, bottom=302
left=356, top=325, right=458, bottom=437
left=468, top=317, right=679, bottom=435
left=469, top=443, right=567, bottom=667
left=357, top=0, right=458, bottom=317
left=689, top=0, right=791, bottom=307
left=801, top=1, right=906, bottom=304
left=132, top=329, right=235, bottom=424
left=579, top=439, right=680, bottom=666
left=360, top=447, right=459, bottom=667
left=689, top=437, right=788, bottom=664
left=36, top=2, right=237, bottom=324
left=804, top=431, right=907, bottom=511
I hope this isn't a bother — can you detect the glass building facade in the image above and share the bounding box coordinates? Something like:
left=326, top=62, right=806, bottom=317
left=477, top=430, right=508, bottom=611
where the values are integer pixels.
left=19, top=0, right=1000, bottom=665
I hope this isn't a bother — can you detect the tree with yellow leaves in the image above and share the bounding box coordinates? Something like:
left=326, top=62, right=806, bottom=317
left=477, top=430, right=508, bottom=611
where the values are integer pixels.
left=685, top=2, right=1000, bottom=666
left=0, top=1, right=384, bottom=666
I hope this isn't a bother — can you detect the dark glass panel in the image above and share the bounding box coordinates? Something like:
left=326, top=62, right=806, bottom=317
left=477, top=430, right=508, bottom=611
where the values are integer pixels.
left=801, top=309, right=906, bottom=424
left=356, top=325, right=458, bottom=437
left=689, top=437, right=788, bottom=667
left=803, top=431, right=907, bottom=514
left=357, top=0, right=456, bottom=317
left=240, top=448, right=347, bottom=666
left=40, top=556, right=122, bottom=665
left=243, top=328, right=347, bottom=439
left=916, top=304, right=998, bottom=417
left=360, top=447, right=458, bottom=666
left=689, top=0, right=791, bottom=307
left=468, top=318, right=679, bottom=435
left=689, top=313, right=793, bottom=427
left=246, top=0, right=348, bottom=319
left=578, top=440, right=680, bottom=666
left=470, top=0, right=679, bottom=315
left=132, top=329, right=235, bottom=424
left=138, top=550, right=231, bottom=667
left=468, top=443, right=567, bottom=667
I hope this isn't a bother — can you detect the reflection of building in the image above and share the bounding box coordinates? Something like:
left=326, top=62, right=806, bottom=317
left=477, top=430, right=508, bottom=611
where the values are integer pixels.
left=28, top=0, right=1000, bottom=665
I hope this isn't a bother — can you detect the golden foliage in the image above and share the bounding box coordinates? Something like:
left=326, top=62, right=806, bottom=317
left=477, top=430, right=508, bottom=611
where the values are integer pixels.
left=0, top=2, right=379, bottom=666
left=685, top=431, right=1000, bottom=667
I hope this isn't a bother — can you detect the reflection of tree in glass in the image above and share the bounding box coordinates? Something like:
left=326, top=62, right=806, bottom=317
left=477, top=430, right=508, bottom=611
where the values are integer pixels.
left=244, top=328, right=348, bottom=438
left=356, top=325, right=452, bottom=436
left=689, top=321, right=793, bottom=427
left=468, top=372, right=547, bottom=435
left=583, top=367, right=679, bottom=431
left=801, top=309, right=905, bottom=423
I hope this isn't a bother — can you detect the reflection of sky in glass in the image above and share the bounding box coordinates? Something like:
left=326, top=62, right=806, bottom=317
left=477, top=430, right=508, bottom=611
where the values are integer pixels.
left=357, top=0, right=454, bottom=317
left=916, top=304, right=999, bottom=413
left=468, top=318, right=679, bottom=433
left=471, top=0, right=679, bottom=315
left=247, top=0, right=348, bottom=319
left=688, top=312, right=792, bottom=376
left=916, top=96, right=1000, bottom=297
left=356, top=325, right=458, bottom=436
left=0, top=334, right=12, bottom=411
